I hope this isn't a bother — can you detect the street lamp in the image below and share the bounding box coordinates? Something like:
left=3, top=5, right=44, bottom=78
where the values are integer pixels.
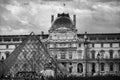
left=0, top=57, right=5, bottom=78
left=97, top=52, right=100, bottom=76
left=84, top=32, right=88, bottom=77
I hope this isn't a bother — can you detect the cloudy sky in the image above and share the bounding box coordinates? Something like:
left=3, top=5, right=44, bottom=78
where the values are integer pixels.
left=0, top=0, right=120, bottom=35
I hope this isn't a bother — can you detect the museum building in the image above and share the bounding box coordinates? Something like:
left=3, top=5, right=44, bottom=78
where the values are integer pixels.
left=0, top=13, right=120, bottom=76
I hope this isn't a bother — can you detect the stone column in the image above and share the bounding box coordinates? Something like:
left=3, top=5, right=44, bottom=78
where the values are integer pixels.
left=83, top=62, right=86, bottom=76
left=87, top=63, right=90, bottom=76
left=96, top=63, right=100, bottom=75
left=72, top=63, right=77, bottom=73
left=114, top=63, right=118, bottom=75
left=105, top=63, right=109, bottom=74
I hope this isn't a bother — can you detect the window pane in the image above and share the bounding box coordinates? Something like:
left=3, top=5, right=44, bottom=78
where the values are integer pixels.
left=61, top=53, right=66, bottom=59
left=109, top=50, right=114, bottom=58
left=91, top=50, right=95, bottom=59
left=101, top=63, right=104, bottom=71
left=110, top=63, right=113, bottom=71
left=69, top=51, right=72, bottom=59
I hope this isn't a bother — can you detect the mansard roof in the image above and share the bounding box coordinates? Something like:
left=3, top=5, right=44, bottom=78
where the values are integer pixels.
left=50, top=13, right=75, bottom=32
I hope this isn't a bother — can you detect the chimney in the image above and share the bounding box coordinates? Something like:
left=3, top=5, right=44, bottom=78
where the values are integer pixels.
left=73, top=15, right=76, bottom=27
left=51, top=15, right=54, bottom=23
left=41, top=31, right=44, bottom=39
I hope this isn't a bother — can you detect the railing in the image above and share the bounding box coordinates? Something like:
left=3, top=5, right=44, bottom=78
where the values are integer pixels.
left=1, top=77, right=40, bottom=80
left=57, top=58, right=120, bottom=62
left=49, top=46, right=77, bottom=49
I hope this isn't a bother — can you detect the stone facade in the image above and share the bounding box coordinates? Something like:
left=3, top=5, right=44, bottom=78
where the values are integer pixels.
left=0, top=13, right=120, bottom=76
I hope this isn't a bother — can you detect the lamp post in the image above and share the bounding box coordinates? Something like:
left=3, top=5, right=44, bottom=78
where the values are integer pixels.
left=0, top=57, right=5, bottom=78
left=97, top=52, right=100, bottom=76
left=84, top=32, right=88, bottom=77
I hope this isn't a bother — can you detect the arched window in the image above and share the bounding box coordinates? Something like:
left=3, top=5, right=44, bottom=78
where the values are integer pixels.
left=91, top=63, right=96, bottom=74
left=118, top=50, right=120, bottom=58
left=5, top=51, right=10, bottom=59
left=109, top=50, right=114, bottom=59
left=119, top=63, right=120, bottom=71
left=77, top=63, right=83, bottom=73
left=0, top=52, right=1, bottom=57
left=69, top=51, right=72, bottom=59
left=61, top=51, right=66, bottom=59
left=100, top=50, right=105, bottom=58
left=91, top=50, right=95, bottom=59
left=109, top=63, right=114, bottom=71
left=100, top=63, right=105, bottom=71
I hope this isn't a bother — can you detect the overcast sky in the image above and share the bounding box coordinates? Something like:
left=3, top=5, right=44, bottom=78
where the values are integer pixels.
left=0, top=0, right=120, bottom=35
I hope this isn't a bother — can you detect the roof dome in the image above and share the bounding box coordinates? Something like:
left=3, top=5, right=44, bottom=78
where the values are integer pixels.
left=50, top=13, right=75, bottom=32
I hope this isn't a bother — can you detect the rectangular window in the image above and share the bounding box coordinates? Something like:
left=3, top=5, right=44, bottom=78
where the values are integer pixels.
left=13, top=38, right=19, bottom=41
left=79, top=43, right=81, bottom=47
left=92, top=44, right=94, bottom=47
left=112, top=43, right=119, bottom=47
left=0, top=45, right=6, bottom=49
left=61, top=53, right=66, bottom=59
left=110, top=53, right=113, bottom=58
left=0, top=38, right=2, bottom=42
left=95, top=43, right=101, bottom=47
left=69, top=52, right=72, bottom=59
left=101, top=43, right=103, bottom=47
left=109, top=50, right=114, bottom=59
left=78, top=50, right=82, bottom=59
left=99, top=37, right=106, bottom=40
left=101, top=63, right=104, bottom=71
left=119, top=63, right=120, bottom=71
left=110, top=43, right=112, bottom=47
left=4, top=38, right=11, bottom=42
left=92, top=53, right=95, bottom=59
left=117, top=37, right=120, bottom=40
left=90, top=37, right=96, bottom=40
left=108, top=37, right=114, bottom=40
left=103, top=43, right=110, bottom=47
left=6, top=45, right=9, bottom=49
left=9, top=45, right=15, bottom=49
left=91, top=50, right=95, bottom=59
left=110, top=64, right=114, bottom=71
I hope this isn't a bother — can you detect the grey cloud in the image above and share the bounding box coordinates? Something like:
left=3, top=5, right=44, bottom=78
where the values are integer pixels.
left=89, top=0, right=120, bottom=3
left=0, top=0, right=120, bottom=35
left=0, top=0, right=11, bottom=4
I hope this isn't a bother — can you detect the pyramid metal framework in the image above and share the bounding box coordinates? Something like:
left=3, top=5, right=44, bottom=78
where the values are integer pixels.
left=3, top=32, right=68, bottom=76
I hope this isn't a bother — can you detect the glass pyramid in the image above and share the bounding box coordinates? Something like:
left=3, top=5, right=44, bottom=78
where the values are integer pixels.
left=4, top=32, right=68, bottom=76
